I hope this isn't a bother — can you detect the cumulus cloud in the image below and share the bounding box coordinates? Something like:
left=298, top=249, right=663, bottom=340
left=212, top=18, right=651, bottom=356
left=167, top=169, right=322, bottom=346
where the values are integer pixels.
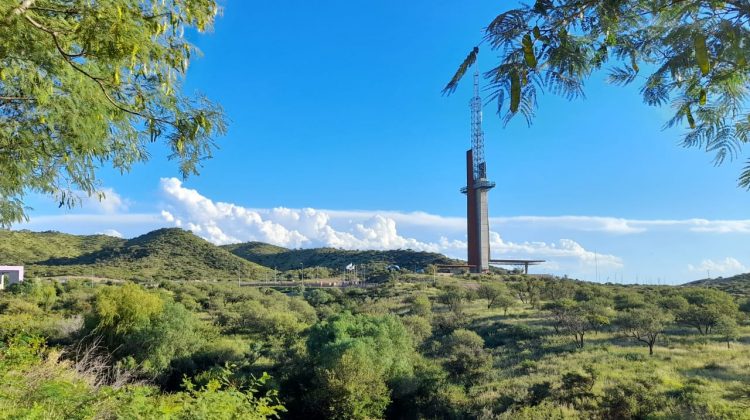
left=688, top=257, right=747, bottom=276
left=158, top=178, right=619, bottom=273
left=490, top=233, right=623, bottom=268
left=96, top=229, right=123, bottom=238
left=159, top=177, right=437, bottom=250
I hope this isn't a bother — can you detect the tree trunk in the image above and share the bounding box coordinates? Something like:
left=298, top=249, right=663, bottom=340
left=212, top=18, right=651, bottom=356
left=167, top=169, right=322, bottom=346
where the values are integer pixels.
left=648, top=343, right=653, bottom=355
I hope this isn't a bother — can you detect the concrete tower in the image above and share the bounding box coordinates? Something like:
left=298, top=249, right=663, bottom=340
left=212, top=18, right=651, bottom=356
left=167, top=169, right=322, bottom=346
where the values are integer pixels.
left=460, top=65, right=495, bottom=273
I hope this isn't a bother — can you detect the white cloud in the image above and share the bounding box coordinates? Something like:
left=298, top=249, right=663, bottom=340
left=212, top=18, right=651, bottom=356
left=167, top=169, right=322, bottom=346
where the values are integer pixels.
left=158, top=177, right=436, bottom=250
left=157, top=178, right=621, bottom=275
left=490, top=216, right=750, bottom=235
left=683, top=219, right=750, bottom=234
left=96, top=229, right=123, bottom=238
left=20, top=178, right=750, bottom=282
left=491, top=216, right=647, bottom=234
left=490, top=233, right=623, bottom=268
left=688, top=257, right=747, bottom=276
left=316, top=213, right=750, bottom=236
left=81, top=187, right=129, bottom=214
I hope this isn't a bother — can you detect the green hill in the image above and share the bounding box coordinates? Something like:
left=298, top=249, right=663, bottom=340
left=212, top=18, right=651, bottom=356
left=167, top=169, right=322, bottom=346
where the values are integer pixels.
left=1, top=229, right=462, bottom=281
left=0, top=229, right=125, bottom=264
left=684, top=272, right=750, bottom=297
left=24, top=228, right=271, bottom=281
left=222, top=242, right=460, bottom=272
left=224, top=242, right=288, bottom=260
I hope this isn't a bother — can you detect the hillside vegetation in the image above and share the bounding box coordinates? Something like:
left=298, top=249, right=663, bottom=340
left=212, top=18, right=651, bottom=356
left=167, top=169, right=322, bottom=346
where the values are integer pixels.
left=3, top=229, right=271, bottom=282
left=0, top=229, right=468, bottom=282
left=685, top=273, right=750, bottom=297
left=1, top=274, right=749, bottom=419
left=0, top=230, right=124, bottom=265
left=223, top=241, right=459, bottom=271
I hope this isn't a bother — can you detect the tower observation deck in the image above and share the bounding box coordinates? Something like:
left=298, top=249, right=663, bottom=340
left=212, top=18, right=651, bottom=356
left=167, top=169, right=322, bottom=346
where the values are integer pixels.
left=461, top=65, right=495, bottom=273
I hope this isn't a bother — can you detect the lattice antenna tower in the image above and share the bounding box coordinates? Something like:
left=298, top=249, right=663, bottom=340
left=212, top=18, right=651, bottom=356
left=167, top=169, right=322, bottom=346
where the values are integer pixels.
left=470, top=63, right=486, bottom=180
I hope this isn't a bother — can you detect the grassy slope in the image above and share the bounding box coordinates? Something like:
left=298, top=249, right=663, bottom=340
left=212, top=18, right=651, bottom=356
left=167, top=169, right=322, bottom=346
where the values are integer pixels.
left=222, top=242, right=460, bottom=271
left=0, top=230, right=125, bottom=264
left=388, top=280, right=750, bottom=417
left=16, top=228, right=271, bottom=281
left=1, top=229, right=462, bottom=281
left=684, top=273, right=750, bottom=297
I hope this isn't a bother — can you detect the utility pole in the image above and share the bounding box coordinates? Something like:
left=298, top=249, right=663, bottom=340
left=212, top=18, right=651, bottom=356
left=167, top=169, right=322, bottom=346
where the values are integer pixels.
left=594, top=250, right=599, bottom=283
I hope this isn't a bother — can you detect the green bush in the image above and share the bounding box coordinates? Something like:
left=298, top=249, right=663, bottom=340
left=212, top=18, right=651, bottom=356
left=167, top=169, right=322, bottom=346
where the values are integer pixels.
left=0, top=334, right=284, bottom=419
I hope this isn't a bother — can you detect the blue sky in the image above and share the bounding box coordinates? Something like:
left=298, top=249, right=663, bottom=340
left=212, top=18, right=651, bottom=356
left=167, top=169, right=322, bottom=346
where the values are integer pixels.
left=19, top=1, right=750, bottom=283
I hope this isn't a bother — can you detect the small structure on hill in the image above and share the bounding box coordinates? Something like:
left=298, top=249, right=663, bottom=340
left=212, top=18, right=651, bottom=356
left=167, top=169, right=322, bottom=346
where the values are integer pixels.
left=490, top=259, right=545, bottom=275
left=0, top=266, right=24, bottom=290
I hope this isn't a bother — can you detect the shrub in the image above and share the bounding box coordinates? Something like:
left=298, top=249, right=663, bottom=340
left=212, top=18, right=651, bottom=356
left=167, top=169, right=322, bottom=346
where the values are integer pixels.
left=600, top=378, right=667, bottom=419
left=409, top=294, right=432, bottom=317
left=84, top=283, right=205, bottom=375
left=441, top=329, right=493, bottom=386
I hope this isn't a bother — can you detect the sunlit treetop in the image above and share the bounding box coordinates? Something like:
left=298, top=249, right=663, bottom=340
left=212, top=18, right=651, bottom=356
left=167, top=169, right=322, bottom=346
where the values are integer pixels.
left=0, top=0, right=226, bottom=226
left=446, top=0, right=750, bottom=188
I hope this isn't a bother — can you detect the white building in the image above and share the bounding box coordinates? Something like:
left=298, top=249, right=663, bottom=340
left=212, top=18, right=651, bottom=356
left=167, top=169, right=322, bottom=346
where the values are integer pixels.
left=0, top=266, right=24, bottom=290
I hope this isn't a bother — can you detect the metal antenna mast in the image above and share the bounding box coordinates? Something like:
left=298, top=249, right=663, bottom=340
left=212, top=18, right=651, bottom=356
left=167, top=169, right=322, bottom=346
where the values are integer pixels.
left=470, top=64, right=486, bottom=181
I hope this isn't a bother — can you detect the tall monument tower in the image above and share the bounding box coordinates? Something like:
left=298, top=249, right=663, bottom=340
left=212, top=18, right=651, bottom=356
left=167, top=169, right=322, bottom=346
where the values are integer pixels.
left=460, top=64, right=495, bottom=273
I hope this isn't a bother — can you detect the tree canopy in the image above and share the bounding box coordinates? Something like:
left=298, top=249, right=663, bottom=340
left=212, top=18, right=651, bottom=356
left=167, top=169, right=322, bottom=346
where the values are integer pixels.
left=0, top=0, right=225, bottom=226
left=446, top=0, right=750, bottom=188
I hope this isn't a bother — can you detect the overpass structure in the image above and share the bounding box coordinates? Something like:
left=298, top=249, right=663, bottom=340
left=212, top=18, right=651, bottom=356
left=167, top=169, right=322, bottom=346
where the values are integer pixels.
left=490, top=259, right=545, bottom=275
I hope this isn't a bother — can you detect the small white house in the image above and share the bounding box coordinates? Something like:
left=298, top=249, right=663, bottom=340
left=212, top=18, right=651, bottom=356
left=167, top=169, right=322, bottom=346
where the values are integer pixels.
left=0, top=266, right=24, bottom=290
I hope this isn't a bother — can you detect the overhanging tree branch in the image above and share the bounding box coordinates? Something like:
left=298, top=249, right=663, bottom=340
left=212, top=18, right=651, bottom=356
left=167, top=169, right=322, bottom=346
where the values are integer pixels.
left=23, top=14, right=173, bottom=128
left=7, top=0, right=36, bottom=19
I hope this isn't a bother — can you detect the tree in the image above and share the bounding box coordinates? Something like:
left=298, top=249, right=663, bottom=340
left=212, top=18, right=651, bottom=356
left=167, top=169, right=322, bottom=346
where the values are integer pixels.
left=739, top=298, right=750, bottom=316
left=304, top=312, right=416, bottom=418
left=316, top=346, right=391, bottom=420
left=477, top=282, right=511, bottom=309
left=85, top=283, right=204, bottom=374
left=676, top=288, right=738, bottom=334
left=617, top=306, right=673, bottom=355
left=495, top=292, right=517, bottom=315
left=544, top=298, right=612, bottom=347
left=580, top=299, right=615, bottom=333
left=409, top=294, right=433, bottom=318
left=13, top=279, right=57, bottom=311
left=658, top=294, right=690, bottom=313
left=543, top=298, right=577, bottom=334
left=438, top=286, right=465, bottom=315
left=613, top=292, right=647, bottom=311
left=445, top=0, right=750, bottom=188
left=0, top=0, right=226, bottom=226
left=714, top=315, right=739, bottom=348
left=558, top=368, right=597, bottom=409
left=440, top=329, right=493, bottom=386
left=510, top=277, right=542, bottom=307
